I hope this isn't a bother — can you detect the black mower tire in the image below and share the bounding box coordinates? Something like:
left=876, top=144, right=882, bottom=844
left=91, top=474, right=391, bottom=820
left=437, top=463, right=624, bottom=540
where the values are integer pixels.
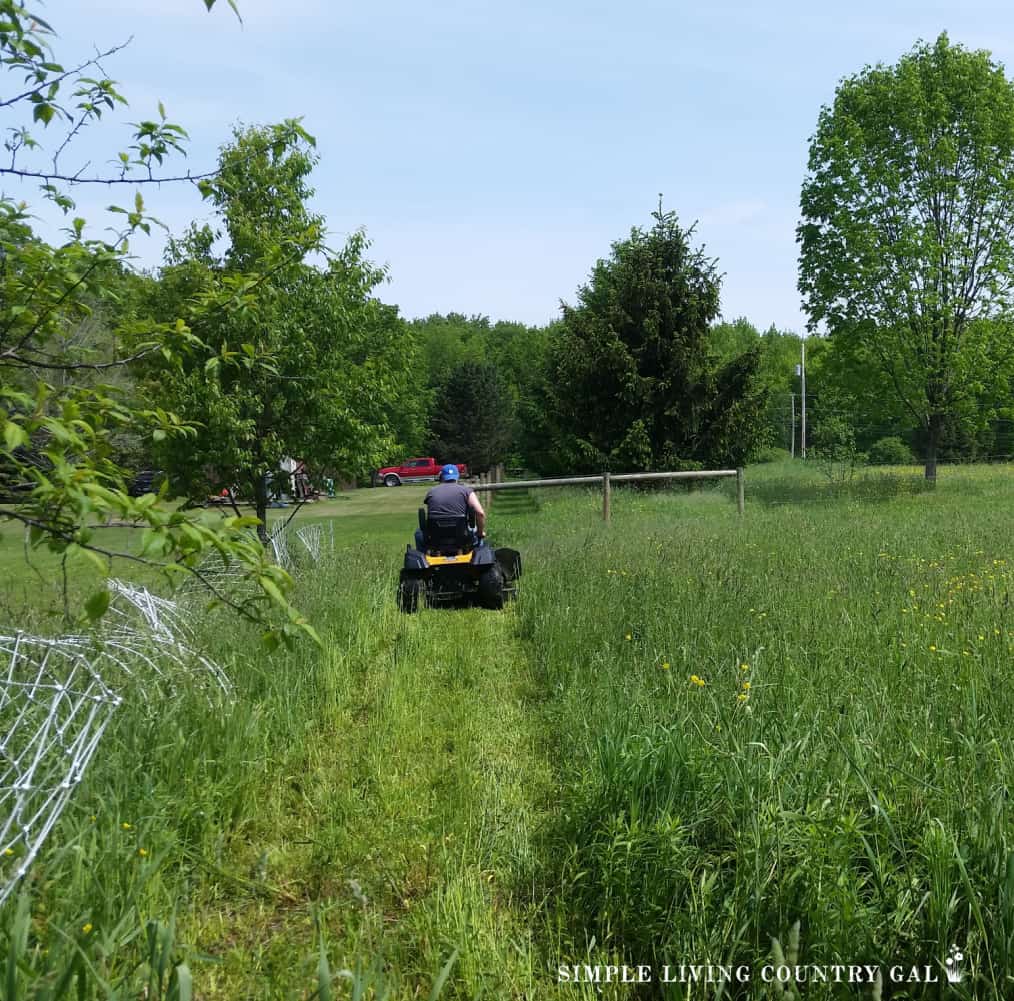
left=477, top=565, right=505, bottom=610
left=397, top=578, right=425, bottom=613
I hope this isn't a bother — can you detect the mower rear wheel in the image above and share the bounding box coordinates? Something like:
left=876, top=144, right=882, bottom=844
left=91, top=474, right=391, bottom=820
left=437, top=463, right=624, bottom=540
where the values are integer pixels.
left=397, top=578, right=425, bottom=613
left=477, top=565, right=505, bottom=609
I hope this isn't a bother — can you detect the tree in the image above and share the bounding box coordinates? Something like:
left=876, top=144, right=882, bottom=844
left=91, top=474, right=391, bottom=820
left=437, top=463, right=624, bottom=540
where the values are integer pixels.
left=428, top=360, right=515, bottom=471
left=544, top=204, right=767, bottom=473
left=146, top=125, right=423, bottom=536
left=407, top=313, right=555, bottom=469
left=0, top=1, right=318, bottom=643
left=810, top=414, right=862, bottom=484
left=411, top=313, right=490, bottom=387
left=798, top=33, right=1014, bottom=481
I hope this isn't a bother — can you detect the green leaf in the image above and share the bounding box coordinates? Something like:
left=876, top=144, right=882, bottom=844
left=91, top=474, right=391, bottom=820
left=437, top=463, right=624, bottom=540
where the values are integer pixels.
left=3, top=422, right=29, bottom=451
left=172, top=962, right=193, bottom=1001
left=258, top=575, right=287, bottom=607
left=300, top=622, right=323, bottom=648
left=84, top=589, right=110, bottom=621
left=32, top=102, right=55, bottom=125
left=316, top=937, right=332, bottom=1001
left=428, top=949, right=459, bottom=1001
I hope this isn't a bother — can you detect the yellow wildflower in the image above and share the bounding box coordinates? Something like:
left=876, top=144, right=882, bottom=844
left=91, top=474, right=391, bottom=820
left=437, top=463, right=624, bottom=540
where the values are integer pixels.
left=121, top=822, right=131, bottom=831
left=81, top=923, right=93, bottom=935
left=741, top=681, right=751, bottom=691
left=689, top=674, right=706, bottom=687
left=624, top=633, right=632, bottom=641
left=661, top=662, right=671, bottom=671
left=138, top=848, right=148, bottom=858
left=740, top=663, right=749, bottom=671
left=737, top=693, right=749, bottom=703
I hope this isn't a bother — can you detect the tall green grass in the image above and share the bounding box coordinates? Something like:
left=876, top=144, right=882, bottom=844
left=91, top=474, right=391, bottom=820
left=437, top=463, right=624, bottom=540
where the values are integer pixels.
left=515, top=465, right=1014, bottom=997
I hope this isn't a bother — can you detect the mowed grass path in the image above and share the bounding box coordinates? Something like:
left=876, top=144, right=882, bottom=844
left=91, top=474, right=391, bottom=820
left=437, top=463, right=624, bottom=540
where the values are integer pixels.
left=183, top=592, right=551, bottom=996
left=5, top=465, right=1014, bottom=998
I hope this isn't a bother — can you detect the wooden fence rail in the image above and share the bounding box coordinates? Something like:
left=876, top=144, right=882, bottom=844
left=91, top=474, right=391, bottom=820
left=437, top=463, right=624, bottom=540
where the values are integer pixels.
left=473, top=468, right=745, bottom=521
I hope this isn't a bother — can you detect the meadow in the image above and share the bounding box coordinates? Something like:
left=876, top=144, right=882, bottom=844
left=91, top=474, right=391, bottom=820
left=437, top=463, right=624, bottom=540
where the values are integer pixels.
left=2, top=462, right=1014, bottom=999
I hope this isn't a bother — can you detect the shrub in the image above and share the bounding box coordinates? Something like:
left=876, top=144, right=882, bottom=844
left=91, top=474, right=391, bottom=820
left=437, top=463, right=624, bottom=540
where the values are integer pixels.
left=750, top=446, right=792, bottom=464
left=810, top=416, right=862, bottom=484
left=867, top=435, right=916, bottom=465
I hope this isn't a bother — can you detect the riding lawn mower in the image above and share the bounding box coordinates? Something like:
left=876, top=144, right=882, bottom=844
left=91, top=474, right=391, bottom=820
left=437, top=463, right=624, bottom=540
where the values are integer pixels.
left=397, top=507, right=521, bottom=612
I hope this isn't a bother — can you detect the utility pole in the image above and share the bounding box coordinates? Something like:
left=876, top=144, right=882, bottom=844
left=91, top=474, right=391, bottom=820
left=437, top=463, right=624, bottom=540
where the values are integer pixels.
left=801, top=338, right=806, bottom=459
left=790, top=340, right=807, bottom=458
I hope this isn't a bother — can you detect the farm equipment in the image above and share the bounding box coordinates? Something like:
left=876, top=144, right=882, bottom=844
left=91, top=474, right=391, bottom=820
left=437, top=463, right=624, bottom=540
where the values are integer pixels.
left=397, top=507, right=521, bottom=612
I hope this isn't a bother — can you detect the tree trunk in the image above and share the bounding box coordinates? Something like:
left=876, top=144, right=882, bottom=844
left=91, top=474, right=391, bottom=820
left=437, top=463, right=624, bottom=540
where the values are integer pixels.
left=255, top=472, right=269, bottom=543
left=924, top=413, right=943, bottom=484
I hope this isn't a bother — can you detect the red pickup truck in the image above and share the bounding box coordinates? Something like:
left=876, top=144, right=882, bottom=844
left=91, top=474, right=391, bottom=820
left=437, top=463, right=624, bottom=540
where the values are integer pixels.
left=373, top=457, right=469, bottom=487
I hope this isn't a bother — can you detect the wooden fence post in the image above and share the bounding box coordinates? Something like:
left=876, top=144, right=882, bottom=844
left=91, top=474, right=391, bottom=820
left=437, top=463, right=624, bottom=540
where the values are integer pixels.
left=602, top=471, right=611, bottom=524
left=736, top=467, right=745, bottom=516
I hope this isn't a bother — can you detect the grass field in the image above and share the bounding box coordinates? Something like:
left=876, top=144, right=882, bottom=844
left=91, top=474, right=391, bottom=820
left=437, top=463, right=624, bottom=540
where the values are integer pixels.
left=2, top=463, right=1014, bottom=998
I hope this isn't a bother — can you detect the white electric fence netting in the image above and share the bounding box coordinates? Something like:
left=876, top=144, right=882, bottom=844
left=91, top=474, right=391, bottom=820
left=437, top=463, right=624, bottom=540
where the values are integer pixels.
left=0, top=519, right=337, bottom=906
left=0, top=634, right=122, bottom=906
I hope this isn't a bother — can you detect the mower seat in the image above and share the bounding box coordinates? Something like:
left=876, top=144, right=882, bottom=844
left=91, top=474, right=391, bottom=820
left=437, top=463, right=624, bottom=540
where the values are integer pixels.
left=418, top=507, right=476, bottom=555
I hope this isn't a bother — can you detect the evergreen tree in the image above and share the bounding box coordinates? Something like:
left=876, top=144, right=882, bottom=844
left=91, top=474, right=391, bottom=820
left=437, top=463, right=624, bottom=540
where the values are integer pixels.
left=428, top=361, right=515, bottom=472
left=545, top=204, right=767, bottom=473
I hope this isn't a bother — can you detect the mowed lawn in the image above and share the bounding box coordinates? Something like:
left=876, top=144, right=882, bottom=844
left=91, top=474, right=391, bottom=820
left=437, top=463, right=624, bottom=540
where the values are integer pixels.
left=3, top=463, right=1014, bottom=999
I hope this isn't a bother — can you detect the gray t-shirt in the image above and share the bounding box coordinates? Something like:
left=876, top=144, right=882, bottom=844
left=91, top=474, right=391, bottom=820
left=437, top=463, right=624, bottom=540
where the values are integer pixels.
left=424, top=482, right=474, bottom=520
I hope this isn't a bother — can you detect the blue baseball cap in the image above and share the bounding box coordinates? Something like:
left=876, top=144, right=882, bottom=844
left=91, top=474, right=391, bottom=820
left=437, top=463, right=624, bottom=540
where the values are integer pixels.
left=439, top=463, right=460, bottom=481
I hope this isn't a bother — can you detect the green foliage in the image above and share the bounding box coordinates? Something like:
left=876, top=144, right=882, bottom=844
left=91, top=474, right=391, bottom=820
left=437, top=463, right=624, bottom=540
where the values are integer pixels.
left=0, top=1, right=314, bottom=642
left=750, top=445, right=792, bottom=464
left=810, top=414, right=862, bottom=483
left=867, top=435, right=916, bottom=466
left=544, top=205, right=768, bottom=473
left=144, top=125, right=424, bottom=533
left=428, top=360, right=515, bottom=470
left=409, top=313, right=553, bottom=468
left=799, top=33, right=1014, bottom=479
left=411, top=313, right=489, bottom=386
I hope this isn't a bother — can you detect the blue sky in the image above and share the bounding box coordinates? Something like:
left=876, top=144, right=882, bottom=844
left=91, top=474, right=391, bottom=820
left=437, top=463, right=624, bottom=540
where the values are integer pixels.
left=17, top=0, right=1014, bottom=331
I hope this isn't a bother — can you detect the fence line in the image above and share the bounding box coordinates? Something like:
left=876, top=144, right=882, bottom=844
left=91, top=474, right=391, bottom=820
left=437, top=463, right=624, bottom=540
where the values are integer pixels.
left=474, top=468, right=745, bottom=521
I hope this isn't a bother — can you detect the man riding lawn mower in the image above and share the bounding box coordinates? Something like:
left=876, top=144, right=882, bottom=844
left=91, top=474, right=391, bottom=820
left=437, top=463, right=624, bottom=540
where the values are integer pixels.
left=397, top=464, right=521, bottom=612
